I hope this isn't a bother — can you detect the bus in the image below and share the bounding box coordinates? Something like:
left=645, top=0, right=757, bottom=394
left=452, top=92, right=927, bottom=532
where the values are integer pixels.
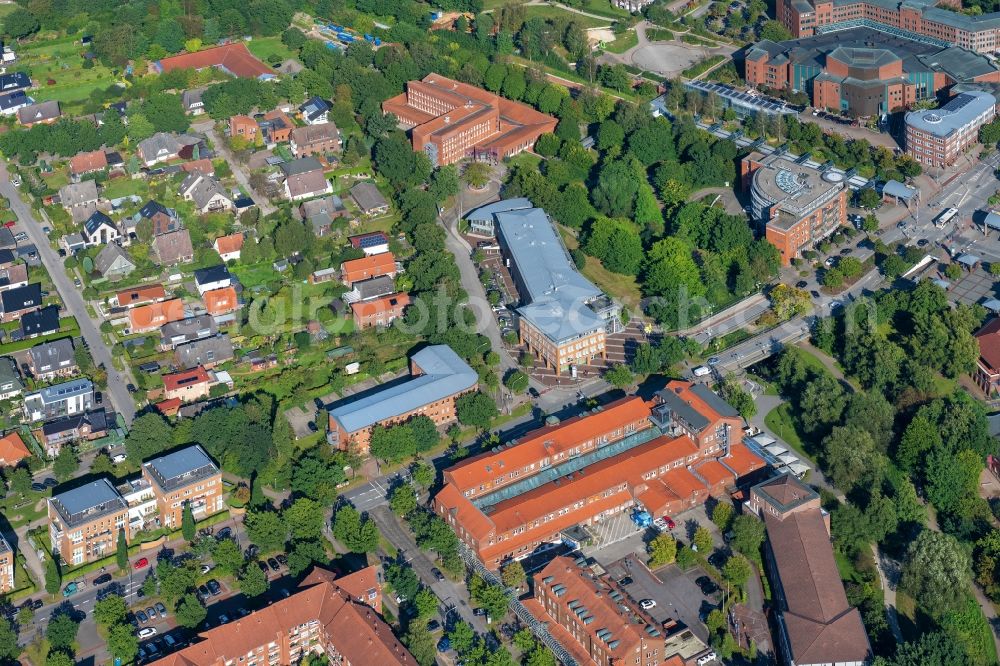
left=935, top=207, right=959, bottom=228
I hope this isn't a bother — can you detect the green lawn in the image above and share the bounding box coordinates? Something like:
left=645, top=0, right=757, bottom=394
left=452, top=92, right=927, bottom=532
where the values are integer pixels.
left=101, top=177, right=148, bottom=200
left=246, top=36, right=296, bottom=65
left=0, top=4, right=18, bottom=31
left=763, top=402, right=817, bottom=464
left=604, top=30, right=638, bottom=53
left=17, top=36, right=117, bottom=108
left=523, top=4, right=612, bottom=29
left=557, top=225, right=642, bottom=309
left=231, top=261, right=283, bottom=290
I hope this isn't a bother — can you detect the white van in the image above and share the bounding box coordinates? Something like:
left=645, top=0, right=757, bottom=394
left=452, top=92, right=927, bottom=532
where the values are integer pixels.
left=693, top=366, right=711, bottom=377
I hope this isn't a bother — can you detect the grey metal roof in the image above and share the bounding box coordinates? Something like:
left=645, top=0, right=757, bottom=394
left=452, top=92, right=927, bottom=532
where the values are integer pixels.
left=690, top=383, right=740, bottom=418
left=356, top=275, right=396, bottom=301
left=351, top=182, right=388, bottom=212
left=181, top=173, right=230, bottom=209
left=42, top=410, right=107, bottom=438
left=50, top=478, right=126, bottom=528
left=174, top=334, right=234, bottom=369
left=143, top=445, right=219, bottom=493
left=0, top=356, right=22, bottom=390
left=94, top=243, right=135, bottom=274
left=882, top=180, right=916, bottom=200
left=986, top=212, right=1000, bottom=231
left=30, top=338, right=75, bottom=370
left=58, top=180, right=98, bottom=207
left=280, top=156, right=323, bottom=177
left=17, top=100, right=59, bottom=124
left=160, top=314, right=217, bottom=347
left=194, top=264, right=231, bottom=286
left=958, top=253, right=981, bottom=265
left=656, top=387, right=710, bottom=433
left=329, top=345, right=477, bottom=434
left=465, top=198, right=533, bottom=223
left=491, top=205, right=606, bottom=344
left=905, top=90, right=996, bottom=138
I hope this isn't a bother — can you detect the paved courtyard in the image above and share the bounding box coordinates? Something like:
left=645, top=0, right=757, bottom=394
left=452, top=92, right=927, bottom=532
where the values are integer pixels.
left=947, top=266, right=997, bottom=306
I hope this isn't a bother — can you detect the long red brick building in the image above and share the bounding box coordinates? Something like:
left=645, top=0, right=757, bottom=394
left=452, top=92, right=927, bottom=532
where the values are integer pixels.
left=434, top=381, right=765, bottom=569
left=383, top=73, right=557, bottom=166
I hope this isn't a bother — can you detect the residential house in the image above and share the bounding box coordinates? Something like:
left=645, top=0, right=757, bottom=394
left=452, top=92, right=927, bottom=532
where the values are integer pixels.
left=162, top=366, right=212, bottom=402
left=156, top=43, right=275, bottom=79
left=59, top=180, right=99, bottom=211
left=40, top=411, right=107, bottom=456
left=194, top=265, right=232, bottom=296
left=174, top=334, right=234, bottom=370
left=179, top=173, right=233, bottom=214
left=17, top=100, right=59, bottom=127
left=299, top=96, right=331, bottom=124
left=0, top=249, right=15, bottom=269
left=48, top=479, right=129, bottom=565
left=152, top=229, right=194, bottom=266
left=290, top=122, right=340, bottom=158
left=228, top=115, right=258, bottom=141
left=301, top=195, right=349, bottom=237
left=975, top=318, right=1000, bottom=398
left=159, top=314, right=217, bottom=350
left=0, top=357, right=23, bottom=400
left=349, top=231, right=389, bottom=256
left=341, top=252, right=396, bottom=287
left=129, top=299, right=185, bottom=334
left=0, top=432, right=30, bottom=467
left=182, top=88, right=206, bottom=115
left=137, top=132, right=184, bottom=167
left=21, top=305, right=60, bottom=339
left=0, top=72, right=30, bottom=92
left=281, top=157, right=332, bottom=202
left=23, top=378, right=94, bottom=422
left=351, top=182, right=389, bottom=216
left=137, top=200, right=180, bottom=236
left=112, top=284, right=166, bottom=309
left=69, top=150, right=108, bottom=179
left=81, top=211, right=121, bottom=247
left=260, top=109, right=295, bottom=145
left=0, top=282, right=42, bottom=323
left=0, top=263, right=28, bottom=293
left=94, top=244, right=136, bottom=278
left=351, top=293, right=410, bottom=330
left=142, top=444, right=224, bottom=528
left=28, top=338, right=77, bottom=381
left=348, top=275, right=396, bottom=303
left=0, top=90, right=31, bottom=116
left=0, top=228, right=14, bottom=252
left=213, top=233, right=243, bottom=262
left=203, top=286, right=239, bottom=316
left=180, top=159, right=214, bottom=177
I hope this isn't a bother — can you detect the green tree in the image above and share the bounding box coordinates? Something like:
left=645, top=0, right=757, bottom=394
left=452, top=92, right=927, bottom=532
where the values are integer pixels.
left=759, top=20, right=792, bottom=41
left=389, top=484, right=418, bottom=517
left=213, top=538, right=244, bottom=578
left=52, top=446, right=78, bottom=482
left=0, top=618, right=19, bottom=662
left=730, top=515, right=766, bottom=556
left=858, top=188, right=881, bottom=209
left=239, top=561, right=270, bottom=597
left=823, top=426, right=882, bottom=491
left=125, top=412, right=174, bottom=463
left=501, top=561, right=526, bottom=589
left=90, top=452, right=115, bottom=477
left=456, top=392, right=498, bottom=429
left=285, top=498, right=325, bottom=541
left=245, top=510, right=287, bottom=553
left=648, top=533, right=677, bottom=567
left=503, top=370, right=530, bottom=394
left=711, top=502, right=734, bottom=532
left=404, top=620, right=436, bottom=666
left=3, top=8, right=39, bottom=39
left=414, top=587, right=438, bottom=618
left=45, top=652, right=74, bottom=666
left=108, top=623, right=139, bottom=663
left=45, top=555, right=61, bottom=595
left=693, top=526, right=713, bottom=553
left=182, top=502, right=196, bottom=542
left=722, top=554, right=752, bottom=588
left=902, top=530, right=970, bottom=617
left=448, top=621, right=476, bottom=654
left=115, top=528, right=127, bottom=570
left=884, top=631, right=968, bottom=666
left=411, top=461, right=435, bottom=489
left=94, top=595, right=128, bottom=628
left=176, top=592, right=207, bottom=628
left=8, top=467, right=30, bottom=497
left=46, top=613, right=79, bottom=651
left=471, top=575, right=509, bottom=620
left=604, top=364, right=634, bottom=388
left=332, top=505, right=378, bottom=553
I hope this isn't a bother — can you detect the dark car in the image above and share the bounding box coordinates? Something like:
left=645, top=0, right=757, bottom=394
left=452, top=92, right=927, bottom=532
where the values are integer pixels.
left=42, top=478, right=57, bottom=487
left=795, top=280, right=808, bottom=288
left=810, top=290, right=821, bottom=298
left=245, top=545, right=259, bottom=560
left=276, top=554, right=288, bottom=566
left=31, top=599, right=42, bottom=610
left=527, top=387, right=540, bottom=398
left=215, top=527, right=232, bottom=541
left=917, top=238, right=929, bottom=247
left=197, top=585, right=210, bottom=601
left=473, top=608, right=487, bottom=616
left=840, top=248, right=853, bottom=255
left=618, top=576, right=633, bottom=586
left=307, top=421, right=318, bottom=433
left=257, top=561, right=269, bottom=574
left=431, top=567, right=445, bottom=582
left=94, top=573, right=112, bottom=585
left=127, top=383, right=137, bottom=392
left=267, top=558, right=280, bottom=572
left=695, top=575, right=719, bottom=595
left=30, top=483, right=45, bottom=492
left=206, top=579, right=222, bottom=596
left=136, top=609, right=149, bottom=624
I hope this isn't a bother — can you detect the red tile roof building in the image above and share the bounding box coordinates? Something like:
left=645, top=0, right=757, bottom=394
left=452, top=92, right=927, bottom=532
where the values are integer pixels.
left=114, top=284, right=167, bottom=309
left=0, top=432, right=30, bottom=467
left=129, top=298, right=185, bottom=334
left=341, top=252, right=396, bottom=287
left=213, top=233, right=243, bottom=262
left=434, top=385, right=765, bottom=568
left=351, top=293, right=410, bottom=330
left=156, top=43, right=275, bottom=79
left=532, top=556, right=667, bottom=665
left=162, top=366, right=212, bottom=402
left=149, top=566, right=413, bottom=666
left=747, top=474, right=871, bottom=666
left=974, top=317, right=1000, bottom=397
left=229, top=115, right=258, bottom=140
left=69, top=150, right=108, bottom=176
left=383, top=73, right=557, bottom=166
left=203, top=286, right=239, bottom=316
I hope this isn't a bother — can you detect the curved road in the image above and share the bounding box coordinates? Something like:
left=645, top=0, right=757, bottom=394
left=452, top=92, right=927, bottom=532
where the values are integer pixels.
left=0, top=162, right=136, bottom=425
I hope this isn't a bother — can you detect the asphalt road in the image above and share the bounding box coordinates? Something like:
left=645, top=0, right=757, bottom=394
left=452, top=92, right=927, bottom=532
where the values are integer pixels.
left=196, top=123, right=276, bottom=216
left=0, top=161, right=136, bottom=425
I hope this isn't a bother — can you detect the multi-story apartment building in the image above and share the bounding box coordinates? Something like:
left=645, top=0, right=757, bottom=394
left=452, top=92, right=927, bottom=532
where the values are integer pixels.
left=28, top=338, right=78, bottom=381
left=434, top=383, right=765, bottom=568
left=48, top=478, right=129, bottom=565
left=23, top=378, right=94, bottom=422
left=744, top=29, right=1000, bottom=115
left=0, top=535, right=14, bottom=592
left=741, top=151, right=848, bottom=265
left=328, top=345, right=477, bottom=455
left=149, top=566, right=414, bottom=665
left=466, top=199, right=621, bottom=374
left=350, top=293, right=410, bottom=330
left=777, top=0, right=1000, bottom=53
left=747, top=473, right=871, bottom=666
left=905, top=90, right=997, bottom=166
left=529, top=556, right=667, bottom=666
left=142, top=445, right=224, bottom=529
left=383, top=73, right=557, bottom=166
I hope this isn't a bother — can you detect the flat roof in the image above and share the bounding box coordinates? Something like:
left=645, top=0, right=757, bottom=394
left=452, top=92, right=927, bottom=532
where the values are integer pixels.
left=50, top=478, right=127, bottom=528
left=329, top=345, right=477, bottom=434
left=905, top=90, right=996, bottom=138
left=143, top=445, right=219, bottom=492
left=750, top=152, right=846, bottom=218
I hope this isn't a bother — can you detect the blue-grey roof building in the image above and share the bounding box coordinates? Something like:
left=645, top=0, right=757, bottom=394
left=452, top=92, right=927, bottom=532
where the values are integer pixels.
left=48, top=478, right=128, bottom=565
left=142, top=444, right=224, bottom=527
left=905, top=90, right=997, bottom=167
left=327, top=345, right=478, bottom=455
left=467, top=199, right=621, bottom=374
left=23, top=377, right=94, bottom=422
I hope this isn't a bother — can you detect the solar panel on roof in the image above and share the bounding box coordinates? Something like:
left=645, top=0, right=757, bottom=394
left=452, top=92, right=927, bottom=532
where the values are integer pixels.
left=358, top=235, right=384, bottom=248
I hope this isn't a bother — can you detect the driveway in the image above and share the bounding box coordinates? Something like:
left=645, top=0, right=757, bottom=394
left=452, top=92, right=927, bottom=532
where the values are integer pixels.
left=0, top=161, right=136, bottom=424
left=196, top=122, right=276, bottom=216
